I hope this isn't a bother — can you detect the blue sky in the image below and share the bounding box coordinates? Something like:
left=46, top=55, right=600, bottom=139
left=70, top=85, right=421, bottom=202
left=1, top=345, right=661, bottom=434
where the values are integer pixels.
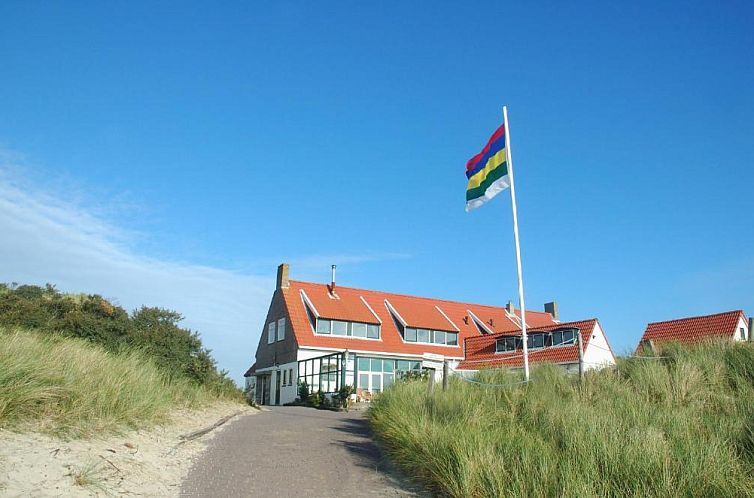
left=1, top=1, right=752, bottom=383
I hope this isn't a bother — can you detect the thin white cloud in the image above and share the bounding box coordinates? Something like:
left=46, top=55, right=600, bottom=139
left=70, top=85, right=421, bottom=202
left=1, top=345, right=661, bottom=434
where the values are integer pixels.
left=0, top=164, right=272, bottom=384
left=0, top=154, right=414, bottom=384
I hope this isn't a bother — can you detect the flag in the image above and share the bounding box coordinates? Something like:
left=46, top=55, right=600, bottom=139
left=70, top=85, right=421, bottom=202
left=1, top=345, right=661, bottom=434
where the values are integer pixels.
left=465, top=123, right=510, bottom=211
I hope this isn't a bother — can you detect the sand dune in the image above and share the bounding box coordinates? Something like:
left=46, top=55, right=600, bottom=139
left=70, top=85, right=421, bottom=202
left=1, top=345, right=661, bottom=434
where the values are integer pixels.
left=0, top=402, right=255, bottom=497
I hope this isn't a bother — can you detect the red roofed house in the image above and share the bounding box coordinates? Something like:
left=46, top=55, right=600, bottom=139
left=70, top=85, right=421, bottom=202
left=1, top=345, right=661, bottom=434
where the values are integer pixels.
left=636, top=310, right=750, bottom=352
left=457, top=319, right=616, bottom=373
left=247, top=263, right=562, bottom=405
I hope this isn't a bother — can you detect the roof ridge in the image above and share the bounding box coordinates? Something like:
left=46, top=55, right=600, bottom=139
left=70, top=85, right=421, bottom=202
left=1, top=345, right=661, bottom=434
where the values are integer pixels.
left=288, top=279, right=553, bottom=314
left=647, top=310, right=744, bottom=326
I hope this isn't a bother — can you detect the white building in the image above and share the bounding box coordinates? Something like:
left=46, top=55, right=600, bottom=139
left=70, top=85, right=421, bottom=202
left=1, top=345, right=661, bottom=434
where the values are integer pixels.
left=245, top=263, right=616, bottom=405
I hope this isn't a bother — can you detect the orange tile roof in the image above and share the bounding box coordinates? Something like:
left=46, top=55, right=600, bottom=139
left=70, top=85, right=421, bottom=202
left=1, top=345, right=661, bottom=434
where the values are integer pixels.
left=282, top=280, right=558, bottom=358
left=636, top=310, right=747, bottom=350
left=457, top=319, right=600, bottom=370
left=300, top=282, right=380, bottom=324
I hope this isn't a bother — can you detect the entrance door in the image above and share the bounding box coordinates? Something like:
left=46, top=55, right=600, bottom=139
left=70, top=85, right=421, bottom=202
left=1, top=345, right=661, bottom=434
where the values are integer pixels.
left=261, top=375, right=271, bottom=405
left=275, top=371, right=281, bottom=405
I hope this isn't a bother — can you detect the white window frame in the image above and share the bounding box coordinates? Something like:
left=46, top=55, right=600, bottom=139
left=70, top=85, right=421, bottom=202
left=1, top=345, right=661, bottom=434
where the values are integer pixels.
left=267, top=322, right=276, bottom=344
left=495, top=336, right=517, bottom=353
left=313, top=318, right=382, bottom=341
left=277, top=317, right=286, bottom=341
left=401, top=326, right=459, bottom=347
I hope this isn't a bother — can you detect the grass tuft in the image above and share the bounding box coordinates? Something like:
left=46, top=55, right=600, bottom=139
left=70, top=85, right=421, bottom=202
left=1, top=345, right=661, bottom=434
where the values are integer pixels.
left=0, top=327, right=237, bottom=437
left=370, top=340, right=754, bottom=498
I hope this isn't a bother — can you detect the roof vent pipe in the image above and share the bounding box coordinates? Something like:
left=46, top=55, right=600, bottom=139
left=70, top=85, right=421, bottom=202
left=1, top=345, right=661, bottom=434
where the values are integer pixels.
left=330, top=265, right=337, bottom=292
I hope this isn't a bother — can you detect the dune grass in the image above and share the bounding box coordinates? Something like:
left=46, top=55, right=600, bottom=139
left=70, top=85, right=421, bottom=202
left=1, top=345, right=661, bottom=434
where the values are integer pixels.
left=0, top=327, right=240, bottom=437
left=370, top=340, right=754, bottom=497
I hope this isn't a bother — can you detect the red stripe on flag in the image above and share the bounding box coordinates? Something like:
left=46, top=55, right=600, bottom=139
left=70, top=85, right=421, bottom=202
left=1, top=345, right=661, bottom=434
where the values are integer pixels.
left=466, top=124, right=506, bottom=174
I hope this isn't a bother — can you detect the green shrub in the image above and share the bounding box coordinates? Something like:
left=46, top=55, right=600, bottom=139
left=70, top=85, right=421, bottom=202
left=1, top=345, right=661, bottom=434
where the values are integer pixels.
left=370, top=341, right=754, bottom=497
left=0, top=283, right=239, bottom=395
left=310, top=390, right=322, bottom=408
left=298, top=379, right=310, bottom=403
left=335, top=384, right=355, bottom=410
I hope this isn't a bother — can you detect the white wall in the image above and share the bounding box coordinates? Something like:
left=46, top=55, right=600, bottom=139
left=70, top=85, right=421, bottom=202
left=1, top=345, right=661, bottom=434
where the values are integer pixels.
left=733, top=316, right=750, bottom=342
left=273, top=361, right=299, bottom=405
left=582, top=322, right=616, bottom=370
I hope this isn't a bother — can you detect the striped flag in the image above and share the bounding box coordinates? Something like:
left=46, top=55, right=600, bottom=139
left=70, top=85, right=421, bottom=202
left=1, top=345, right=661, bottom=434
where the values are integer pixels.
left=465, top=123, right=510, bottom=212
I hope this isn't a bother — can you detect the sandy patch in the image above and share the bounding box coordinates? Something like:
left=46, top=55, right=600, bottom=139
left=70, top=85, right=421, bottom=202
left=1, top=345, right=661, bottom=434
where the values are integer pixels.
left=0, top=402, right=257, bottom=497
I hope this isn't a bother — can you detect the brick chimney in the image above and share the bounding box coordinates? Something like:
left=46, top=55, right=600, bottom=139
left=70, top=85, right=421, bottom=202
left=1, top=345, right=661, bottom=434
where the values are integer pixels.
left=544, top=301, right=559, bottom=320
left=505, top=301, right=514, bottom=314
left=330, top=264, right=336, bottom=293
left=276, top=263, right=290, bottom=290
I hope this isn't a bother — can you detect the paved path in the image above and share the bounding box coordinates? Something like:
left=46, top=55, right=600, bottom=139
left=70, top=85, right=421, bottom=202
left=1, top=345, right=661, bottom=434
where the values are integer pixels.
left=180, top=406, right=423, bottom=498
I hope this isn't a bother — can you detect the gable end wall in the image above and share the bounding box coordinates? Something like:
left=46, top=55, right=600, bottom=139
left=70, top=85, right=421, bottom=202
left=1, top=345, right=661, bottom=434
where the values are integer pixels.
left=254, top=290, right=298, bottom=370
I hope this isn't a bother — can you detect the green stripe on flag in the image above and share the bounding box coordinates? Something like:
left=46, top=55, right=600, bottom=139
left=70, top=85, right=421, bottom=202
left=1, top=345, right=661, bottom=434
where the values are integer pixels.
left=466, top=162, right=508, bottom=201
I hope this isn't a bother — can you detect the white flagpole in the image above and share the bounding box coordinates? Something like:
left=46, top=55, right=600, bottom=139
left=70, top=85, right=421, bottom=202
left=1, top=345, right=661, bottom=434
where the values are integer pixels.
left=503, top=105, right=529, bottom=382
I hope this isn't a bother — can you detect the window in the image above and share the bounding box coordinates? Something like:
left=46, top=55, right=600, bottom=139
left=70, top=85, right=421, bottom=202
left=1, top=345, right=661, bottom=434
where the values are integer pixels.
left=552, top=329, right=576, bottom=346
left=496, top=328, right=580, bottom=353
left=356, top=356, right=420, bottom=393
left=316, top=319, right=331, bottom=334
left=371, top=358, right=382, bottom=372
left=528, top=333, right=545, bottom=349
left=332, top=320, right=348, bottom=336
left=396, top=360, right=412, bottom=371
left=434, top=330, right=446, bottom=344
left=405, top=328, right=417, bottom=342
left=496, top=336, right=517, bottom=353
left=298, top=352, right=349, bottom=395
left=351, top=322, right=367, bottom=338
left=267, top=322, right=276, bottom=344
left=282, top=369, right=287, bottom=385
left=402, top=327, right=458, bottom=346
left=358, top=357, right=370, bottom=371
left=288, top=368, right=293, bottom=385
left=277, top=317, right=286, bottom=341
left=741, top=328, right=746, bottom=340
left=315, top=319, right=380, bottom=339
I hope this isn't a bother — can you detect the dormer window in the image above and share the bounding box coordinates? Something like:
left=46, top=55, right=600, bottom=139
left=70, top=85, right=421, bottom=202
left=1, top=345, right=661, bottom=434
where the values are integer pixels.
left=402, top=327, right=458, bottom=346
left=552, top=328, right=577, bottom=346
left=315, top=318, right=380, bottom=339
left=495, top=327, right=579, bottom=353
